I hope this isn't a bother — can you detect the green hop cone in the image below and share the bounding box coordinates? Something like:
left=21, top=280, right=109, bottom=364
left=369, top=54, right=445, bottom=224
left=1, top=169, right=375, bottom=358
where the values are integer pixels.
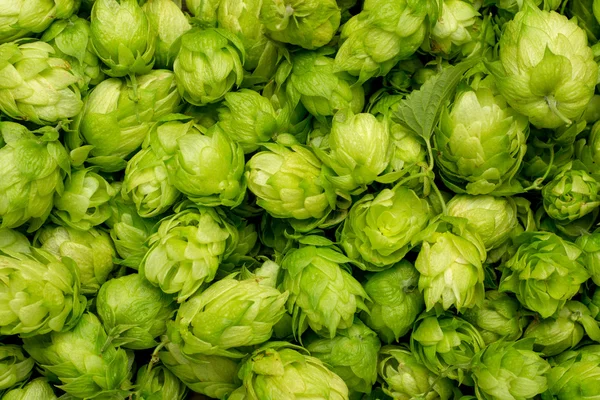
left=489, top=2, right=598, bottom=129
left=543, top=349, right=600, bottom=400
left=446, top=195, right=519, bottom=252
left=246, top=143, right=334, bottom=221
left=105, top=188, right=158, bottom=269
left=217, top=89, right=279, bottom=154
left=576, top=232, right=600, bottom=285
left=159, top=341, right=240, bottom=399
left=122, top=134, right=181, bottom=218
left=360, top=261, right=425, bottom=344
left=1, top=378, right=57, bottom=400
left=499, top=231, right=590, bottom=318
left=0, top=122, right=70, bottom=231
left=218, top=0, right=280, bottom=76
left=471, top=339, right=550, bottom=400
left=22, top=313, right=132, bottom=399
left=0, top=228, right=30, bottom=254
left=339, top=185, right=432, bottom=271
left=173, top=28, right=245, bottom=106
left=134, top=364, right=187, bottom=400
left=415, top=216, right=486, bottom=312
left=305, top=319, right=381, bottom=394
left=90, top=0, right=156, bottom=77
left=0, top=248, right=86, bottom=336
left=316, top=110, right=390, bottom=194
left=410, top=312, right=486, bottom=384
left=140, top=203, right=239, bottom=302
left=51, top=168, right=116, bottom=231
left=378, top=345, right=456, bottom=400
left=260, top=0, right=341, bottom=50
left=423, top=0, right=487, bottom=59
left=434, top=86, right=529, bottom=195
left=0, top=345, right=34, bottom=391
left=35, top=224, right=116, bottom=296
left=281, top=244, right=369, bottom=338
left=185, top=0, right=221, bottom=26
left=41, top=16, right=105, bottom=94
left=68, top=70, right=182, bottom=172
left=371, top=94, right=428, bottom=187
left=334, top=0, right=436, bottom=83
left=462, top=290, right=528, bottom=345
left=0, top=41, right=83, bottom=126
left=142, top=0, right=191, bottom=69
left=96, top=274, right=177, bottom=350
left=169, top=262, right=288, bottom=359
left=161, top=121, right=247, bottom=208
left=524, top=301, right=600, bottom=357
left=0, top=0, right=78, bottom=43
left=235, top=342, right=349, bottom=400
left=287, top=50, right=365, bottom=122
left=542, top=166, right=600, bottom=222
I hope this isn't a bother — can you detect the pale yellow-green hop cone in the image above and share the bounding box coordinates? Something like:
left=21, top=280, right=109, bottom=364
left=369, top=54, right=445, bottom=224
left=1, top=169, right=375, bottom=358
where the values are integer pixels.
left=245, top=143, right=334, bottom=221
left=0, top=248, right=86, bottom=337
left=434, top=85, right=529, bottom=196
left=67, top=70, right=182, bottom=172
left=41, top=16, right=105, bottom=94
left=140, top=203, right=239, bottom=303
left=523, top=301, right=600, bottom=357
left=542, top=166, right=600, bottom=222
left=415, top=216, right=486, bottom=312
left=378, top=345, right=456, bottom=400
left=339, top=185, right=432, bottom=271
left=143, top=0, right=191, bottom=69
left=0, top=0, right=78, bottom=44
left=35, top=224, right=116, bottom=296
left=168, top=260, right=288, bottom=358
left=0, top=122, right=69, bottom=231
left=410, top=312, right=486, bottom=384
left=462, top=290, right=529, bottom=345
left=105, top=189, right=159, bottom=269
left=235, top=342, right=350, bottom=400
left=216, top=89, right=279, bottom=154
left=51, top=168, right=117, bottom=231
left=90, top=0, right=156, bottom=77
left=281, top=244, right=369, bottom=338
left=0, top=228, right=31, bottom=254
left=173, top=28, right=245, bottom=106
left=306, top=319, right=381, bottom=395
left=22, top=313, right=133, bottom=399
left=499, top=231, right=590, bottom=318
left=260, top=0, right=341, bottom=50
left=360, top=261, right=425, bottom=344
left=490, top=1, right=598, bottom=129
left=159, top=341, right=240, bottom=399
left=0, top=345, right=34, bottom=392
left=96, top=273, right=177, bottom=350
left=471, top=339, right=550, bottom=400
left=287, top=50, right=365, bottom=123
left=1, top=377, right=57, bottom=400
left=315, top=110, right=391, bottom=195
left=0, top=41, right=82, bottom=126
left=134, top=364, right=187, bottom=400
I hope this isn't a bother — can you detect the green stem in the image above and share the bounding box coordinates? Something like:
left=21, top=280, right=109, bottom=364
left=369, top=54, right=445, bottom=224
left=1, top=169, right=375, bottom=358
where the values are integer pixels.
left=523, top=145, right=555, bottom=191
left=132, top=339, right=169, bottom=399
left=394, top=172, right=429, bottom=188
left=546, top=96, right=572, bottom=126
left=426, top=139, right=435, bottom=172
left=129, top=74, right=141, bottom=124
left=430, top=179, right=448, bottom=215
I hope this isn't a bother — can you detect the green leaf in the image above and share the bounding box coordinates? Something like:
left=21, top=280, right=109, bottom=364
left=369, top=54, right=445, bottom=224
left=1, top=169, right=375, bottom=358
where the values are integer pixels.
left=394, top=58, right=480, bottom=141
